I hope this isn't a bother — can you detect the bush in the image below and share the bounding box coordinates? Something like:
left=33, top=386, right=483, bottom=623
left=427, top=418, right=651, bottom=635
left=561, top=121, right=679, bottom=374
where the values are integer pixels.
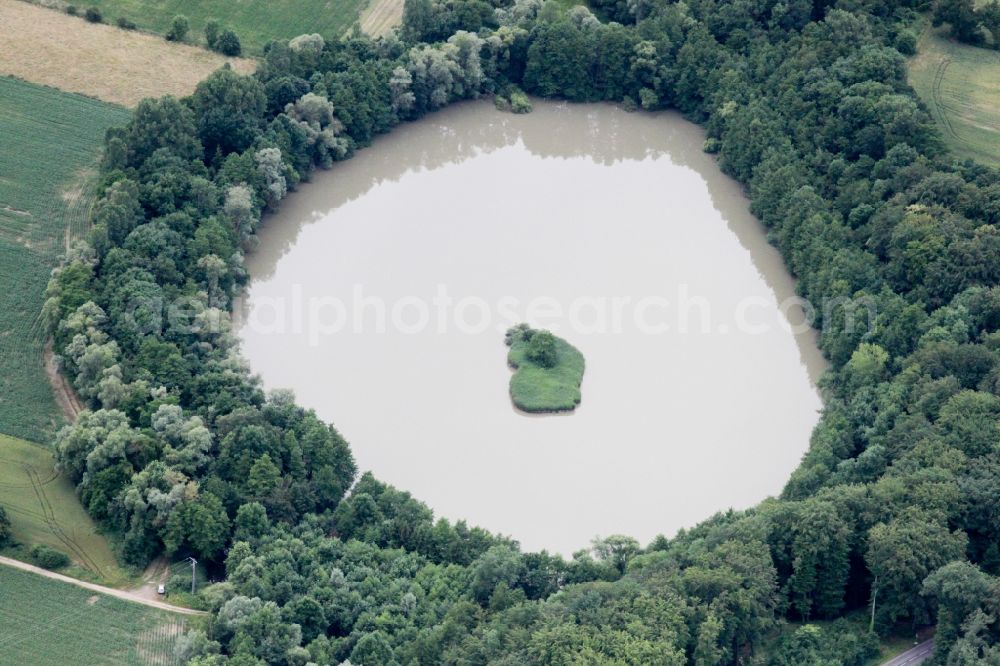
left=509, top=88, right=533, bottom=114
left=84, top=6, right=102, bottom=22
left=215, top=29, right=242, bottom=56
left=896, top=30, right=918, bottom=55
left=526, top=330, right=558, bottom=368
left=495, top=87, right=533, bottom=114
left=166, top=14, right=190, bottom=42
left=0, top=505, right=11, bottom=546
left=65, top=5, right=77, bottom=16
left=30, top=544, right=71, bottom=570
left=116, top=16, right=136, bottom=30
left=204, top=19, right=221, bottom=49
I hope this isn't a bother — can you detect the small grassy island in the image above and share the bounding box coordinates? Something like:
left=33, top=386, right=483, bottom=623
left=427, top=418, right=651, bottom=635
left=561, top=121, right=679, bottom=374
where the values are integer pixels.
left=505, top=324, right=585, bottom=413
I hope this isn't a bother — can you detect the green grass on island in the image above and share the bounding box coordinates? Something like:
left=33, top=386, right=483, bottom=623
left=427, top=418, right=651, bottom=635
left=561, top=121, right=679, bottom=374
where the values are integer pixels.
left=505, top=324, right=585, bottom=413
left=0, top=565, right=187, bottom=665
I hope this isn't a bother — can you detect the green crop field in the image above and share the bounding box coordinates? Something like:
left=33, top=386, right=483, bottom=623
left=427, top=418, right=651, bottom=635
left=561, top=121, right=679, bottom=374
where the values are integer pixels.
left=908, top=25, right=1000, bottom=166
left=0, top=76, right=129, bottom=443
left=0, top=434, right=128, bottom=585
left=62, top=0, right=370, bottom=54
left=0, top=564, right=187, bottom=665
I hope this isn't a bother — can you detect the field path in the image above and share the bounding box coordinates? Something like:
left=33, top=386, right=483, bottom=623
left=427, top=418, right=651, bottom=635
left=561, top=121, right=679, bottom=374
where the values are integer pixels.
left=880, top=640, right=934, bottom=666
left=44, top=338, right=84, bottom=422
left=0, top=556, right=207, bottom=615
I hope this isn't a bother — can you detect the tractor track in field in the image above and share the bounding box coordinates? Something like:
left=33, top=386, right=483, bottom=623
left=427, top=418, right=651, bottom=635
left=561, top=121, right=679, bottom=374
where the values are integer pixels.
left=931, top=56, right=960, bottom=140
left=21, top=462, right=103, bottom=577
left=0, top=454, right=59, bottom=488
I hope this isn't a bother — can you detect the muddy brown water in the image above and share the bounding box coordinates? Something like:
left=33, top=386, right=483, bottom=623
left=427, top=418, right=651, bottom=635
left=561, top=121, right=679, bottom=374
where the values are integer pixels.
left=237, top=100, right=827, bottom=555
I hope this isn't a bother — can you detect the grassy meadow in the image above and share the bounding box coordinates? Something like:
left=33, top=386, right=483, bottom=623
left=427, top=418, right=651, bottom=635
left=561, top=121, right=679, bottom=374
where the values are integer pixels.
left=908, top=24, right=1000, bottom=166
left=0, top=565, right=187, bottom=665
left=507, top=328, right=585, bottom=413
left=0, top=77, right=129, bottom=443
left=0, top=434, right=128, bottom=585
left=60, top=0, right=370, bottom=54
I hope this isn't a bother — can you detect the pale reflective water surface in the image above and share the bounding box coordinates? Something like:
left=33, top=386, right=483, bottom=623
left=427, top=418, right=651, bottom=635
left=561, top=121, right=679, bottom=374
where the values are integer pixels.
left=237, top=100, right=826, bottom=555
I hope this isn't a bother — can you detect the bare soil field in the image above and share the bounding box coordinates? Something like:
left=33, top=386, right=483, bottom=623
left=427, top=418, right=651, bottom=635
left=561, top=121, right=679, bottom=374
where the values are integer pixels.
left=0, top=0, right=255, bottom=107
left=359, top=0, right=404, bottom=37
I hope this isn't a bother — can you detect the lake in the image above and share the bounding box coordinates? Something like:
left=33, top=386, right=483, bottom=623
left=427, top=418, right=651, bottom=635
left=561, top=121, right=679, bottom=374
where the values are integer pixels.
left=236, top=100, right=826, bottom=555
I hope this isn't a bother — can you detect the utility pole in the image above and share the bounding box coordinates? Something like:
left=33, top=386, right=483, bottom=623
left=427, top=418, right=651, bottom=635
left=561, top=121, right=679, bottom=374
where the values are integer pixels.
left=869, top=574, right=879, bottom=633
left=187, top=556, right=198, bottom=595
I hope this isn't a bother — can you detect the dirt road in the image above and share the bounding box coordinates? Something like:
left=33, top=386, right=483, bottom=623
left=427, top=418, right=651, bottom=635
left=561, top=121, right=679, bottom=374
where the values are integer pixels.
left=44, top=338, right=84, bottom=422
left=882, top=640, right=934, bottom=666
left=0, top=556, right=206, bottom=616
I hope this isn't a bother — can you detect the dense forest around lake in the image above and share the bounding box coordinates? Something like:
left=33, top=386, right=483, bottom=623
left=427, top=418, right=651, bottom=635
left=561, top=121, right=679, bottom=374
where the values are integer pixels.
left=37, top=0, right=1000, bottom=663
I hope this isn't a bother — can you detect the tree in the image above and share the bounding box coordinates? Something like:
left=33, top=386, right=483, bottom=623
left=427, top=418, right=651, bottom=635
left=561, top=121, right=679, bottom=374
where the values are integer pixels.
left=254, top=148, right=288, bottom=208
left=225, top=541, right=252, bottom=579
left=204, top=19, right=221, bottom=50
left=934, top=0, right=983, bottom=43
left=284, top=595, right=327, bottom=643
left=122, top=96, right=202, bottom=168
left=938, top=390, right=1000, bottom=457
left=248, top=454, right=281, bottom=498
left=288, top=33, right=324, bottom=55
left=153, top=404, right=212, bottom=476
left=94, top=179, right=143, bottom=245
left=166, top=15, right=190, bottom=42
left=234, top=601, right=302, bottom=664
left=979, top=2, right=1000, bottom=47
left=350, top=631, right=397, bottom=666
left=592, top=535, right=640, bottom=575
left=190, top=68, right=267, bottom=158
left=527, top=330, right=558, bottom=368
left=216, top=29, right=242, bottom=56
left=0, top=505, right=11, bottom=546
left=843, top=343, right=889, bottom=391
left=523, top=19, right=595, bottom=101
left=84, top=6, right=102, bottom=23
left=866, top=512, right=968, bottom=629
left=946, top=609, right=1000, bottom=664
left=402, top=0, right=439, bottom=43
left=223, top=184, right=258, bottom=240
left=895, top=30, right=918, bottom=55
left=470, top=545, right=524, bottom=604
left=174, top=630, right=222, bottom=663
left=163, top=492, right=231, bottom=561
left=188, top=493, right=232, bottom=559
left=922, top=562, right=1000, bottom=661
